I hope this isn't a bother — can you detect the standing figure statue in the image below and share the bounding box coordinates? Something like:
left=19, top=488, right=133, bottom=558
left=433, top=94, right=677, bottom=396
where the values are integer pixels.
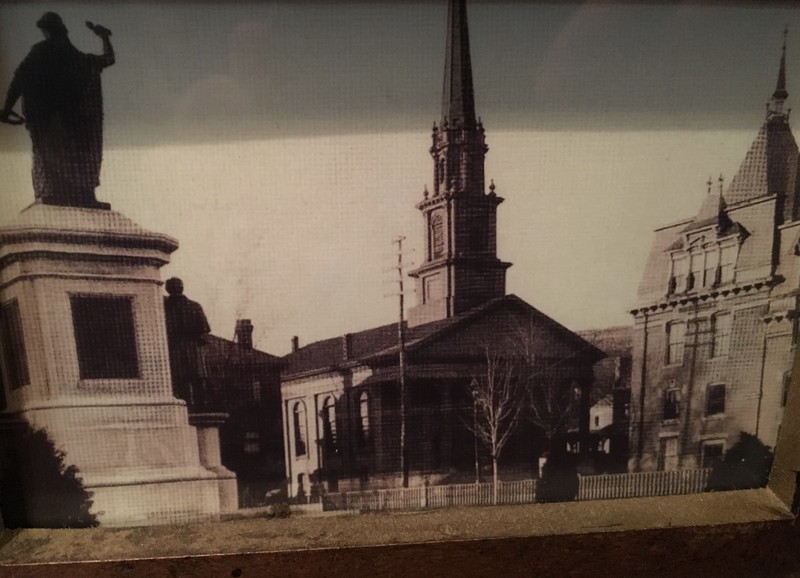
left=0, top=12, right=114, bottom=209
left=164, top=278, right=211, bottom=411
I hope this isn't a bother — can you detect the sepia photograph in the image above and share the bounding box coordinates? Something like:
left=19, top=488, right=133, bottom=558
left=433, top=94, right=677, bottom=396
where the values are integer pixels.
left=0, top=0, right=799, bottom=537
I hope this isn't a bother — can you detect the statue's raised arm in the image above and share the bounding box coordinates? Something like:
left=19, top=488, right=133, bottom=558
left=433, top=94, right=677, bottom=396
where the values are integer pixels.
left=1, top=12, right=115, bottom=209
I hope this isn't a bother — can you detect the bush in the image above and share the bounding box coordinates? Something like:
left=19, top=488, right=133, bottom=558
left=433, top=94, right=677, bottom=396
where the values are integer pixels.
left=0, top=423, right=97, bottom=528
left=706, top=432, right=773, bottom=492
left=265, top=502, right=291, bottom=519
left=537, top=451, right=579, bottom=503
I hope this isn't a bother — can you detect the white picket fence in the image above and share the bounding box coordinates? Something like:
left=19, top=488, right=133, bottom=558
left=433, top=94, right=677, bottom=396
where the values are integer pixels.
left=324, top=479, right=537, bottom=512
left=576, top=468, right=711, bottom=501
left=323, top=469, right=711, bottom=512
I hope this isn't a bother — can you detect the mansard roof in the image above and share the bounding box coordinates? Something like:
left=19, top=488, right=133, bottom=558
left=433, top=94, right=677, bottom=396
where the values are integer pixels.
left=282, top=294, right=604, bottom=379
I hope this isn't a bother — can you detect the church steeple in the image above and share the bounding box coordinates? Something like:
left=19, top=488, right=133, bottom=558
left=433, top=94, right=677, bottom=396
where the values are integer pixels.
left=408, top=0, right=511, bottom=328
left=442, top=0, right=476, bottom=128
left=431, top=0, right=487, bottom=197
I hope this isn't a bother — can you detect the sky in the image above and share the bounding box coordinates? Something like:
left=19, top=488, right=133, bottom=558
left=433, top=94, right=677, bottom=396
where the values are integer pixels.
left=1, top=2, right=800, bottom=354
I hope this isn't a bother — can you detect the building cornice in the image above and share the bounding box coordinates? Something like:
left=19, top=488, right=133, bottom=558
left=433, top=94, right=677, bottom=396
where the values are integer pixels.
left=630, top=275, right=782, bottom=317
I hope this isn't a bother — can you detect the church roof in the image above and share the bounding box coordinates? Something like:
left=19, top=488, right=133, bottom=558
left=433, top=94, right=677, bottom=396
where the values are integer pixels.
left=282, top=294, right=605, bottom=379
left=441, top=0, right=476, bottom=127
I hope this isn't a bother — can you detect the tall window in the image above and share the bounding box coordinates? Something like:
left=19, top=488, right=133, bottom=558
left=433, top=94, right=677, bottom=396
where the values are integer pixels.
left=720, top=245, right=737, bottom=284
left=672, top=256, right=689, bottom=293
left=701, top=441, right=725, bottom=468
left=293, top=401, right=307, bottom=457
left=704, top=249, right=719, bottom=287
left=711, top=313, right=732, bottom=358
left=663, top=388, right=681, bottom=420
left=666, top=321, right=686, bottom=365
left=688, top=251, right=704, bottom=290
left=0, top=299, right=30, bottom=389
left=658, top=437, right=679, bottom=471
left=705, top=384, right=726, bottom=417
left=430, top=214, right=445, bottom=259
left=358, top=391, right=370, bottom=444
left=322, top=395, right=337, bottom=452
left=71, top=295, right=138, bottom=379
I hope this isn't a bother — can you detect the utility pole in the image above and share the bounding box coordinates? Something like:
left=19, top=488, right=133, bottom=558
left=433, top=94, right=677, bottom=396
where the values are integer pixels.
left=471, top=378, right=480, bottom=485
left=393, top=235, right=410, bottom=488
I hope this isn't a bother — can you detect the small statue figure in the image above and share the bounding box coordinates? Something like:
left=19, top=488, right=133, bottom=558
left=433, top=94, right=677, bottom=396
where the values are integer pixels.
left=164, top=278, right=211, bottom=410
left=0, top=13, right=115, bottom=208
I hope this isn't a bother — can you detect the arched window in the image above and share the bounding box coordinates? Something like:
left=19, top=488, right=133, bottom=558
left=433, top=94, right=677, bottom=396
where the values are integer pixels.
left=322, top=395, right=337, bottom=452
left=358, top=391, right=370, bottom=444
left=293, top=401, right=307, bottom=457
left=430, top=214, right=445, bottom=259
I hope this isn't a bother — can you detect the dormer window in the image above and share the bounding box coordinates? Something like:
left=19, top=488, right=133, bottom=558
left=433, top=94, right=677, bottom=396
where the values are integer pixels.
left=671, top=255, right=689, bottom=293
left=669, top=241, right=737, bottom=294
left=720, top=245, right=737, bottom=284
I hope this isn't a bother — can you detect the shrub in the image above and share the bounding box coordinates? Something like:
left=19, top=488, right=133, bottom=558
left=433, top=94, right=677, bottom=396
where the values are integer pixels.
left=706, top=432, right=773, bottom=492
left=265, top=502, right=291, bottom=519
left=537, top=451, right=579, bottom=503
left=0, top=423, right=97, bottom=528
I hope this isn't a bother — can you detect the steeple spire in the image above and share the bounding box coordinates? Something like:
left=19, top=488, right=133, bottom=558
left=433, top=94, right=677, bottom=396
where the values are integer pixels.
left=408, top=0, right=510, bottom=327
left=769, top=28, right=789, bottom=118
left=442, top=0, right=476, bottom=128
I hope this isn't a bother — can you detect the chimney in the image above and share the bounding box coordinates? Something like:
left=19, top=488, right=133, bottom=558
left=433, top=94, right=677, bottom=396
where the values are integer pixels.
left=342, top=333, right=353, bottom=360
left=235, top=319, right=254, bottom=349
left=291, top=335, right=299, bottom=353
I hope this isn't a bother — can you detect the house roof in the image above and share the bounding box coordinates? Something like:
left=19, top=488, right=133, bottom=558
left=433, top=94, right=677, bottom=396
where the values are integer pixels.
left=282, top=294, right=605, bottom=379
left=203, top=334, right=282, bottom=367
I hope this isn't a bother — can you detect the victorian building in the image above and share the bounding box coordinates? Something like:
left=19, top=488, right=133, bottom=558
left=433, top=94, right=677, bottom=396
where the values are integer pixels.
left=279, top=0, right=604, bottom=499
left=628, top=41, right=800, bottom=473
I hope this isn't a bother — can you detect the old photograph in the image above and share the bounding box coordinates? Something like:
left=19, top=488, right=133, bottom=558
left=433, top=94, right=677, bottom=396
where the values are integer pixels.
left=0, top=0, right=798, bottom=528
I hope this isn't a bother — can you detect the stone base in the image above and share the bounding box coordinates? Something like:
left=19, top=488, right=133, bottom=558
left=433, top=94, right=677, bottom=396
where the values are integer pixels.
left=17, top=401, right=223, bottom=526
left=0, top=204, right=226, bottom=527
left=87, top=473, right=221, bottom=528
left=189, top=412, right=239, bottom=514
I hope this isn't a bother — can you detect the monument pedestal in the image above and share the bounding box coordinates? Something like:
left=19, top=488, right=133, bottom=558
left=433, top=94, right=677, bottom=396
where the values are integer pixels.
left=189, top=412, right=239, bottom=513
left=0, top=204, right=234, bottom=527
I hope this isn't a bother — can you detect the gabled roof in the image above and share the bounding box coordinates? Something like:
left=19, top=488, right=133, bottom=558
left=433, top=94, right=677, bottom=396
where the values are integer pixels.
left=282, top=294, right=605, bottom=379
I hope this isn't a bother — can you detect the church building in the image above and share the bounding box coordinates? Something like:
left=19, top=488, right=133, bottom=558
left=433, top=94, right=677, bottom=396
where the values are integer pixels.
left=629, top=39, right=800, bottom=473
left=280, top=0, right=604, bottom=499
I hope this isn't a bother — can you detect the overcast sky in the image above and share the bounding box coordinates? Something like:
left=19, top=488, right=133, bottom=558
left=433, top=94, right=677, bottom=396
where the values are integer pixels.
left=1, top=2, right=799, bottom=354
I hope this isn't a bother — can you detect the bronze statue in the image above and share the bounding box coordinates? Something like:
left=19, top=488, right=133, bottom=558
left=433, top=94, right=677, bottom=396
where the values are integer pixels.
left=164, top=278, right=211, bottom=410
left=0, top=13, right=115, bottom=209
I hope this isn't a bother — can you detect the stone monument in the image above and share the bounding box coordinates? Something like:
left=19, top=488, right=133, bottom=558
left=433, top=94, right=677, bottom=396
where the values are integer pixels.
left=0, top=13, right=236, bottom=526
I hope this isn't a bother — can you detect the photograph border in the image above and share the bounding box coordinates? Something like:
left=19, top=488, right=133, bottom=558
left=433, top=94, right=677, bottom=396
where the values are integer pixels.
left=3, top=0, right=800, bottom=574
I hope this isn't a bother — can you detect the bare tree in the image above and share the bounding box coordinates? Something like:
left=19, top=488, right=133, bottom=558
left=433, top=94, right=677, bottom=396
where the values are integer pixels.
left=467, top=343, right=527, bottom=505
left=509, top=317, right=582, bottom=460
